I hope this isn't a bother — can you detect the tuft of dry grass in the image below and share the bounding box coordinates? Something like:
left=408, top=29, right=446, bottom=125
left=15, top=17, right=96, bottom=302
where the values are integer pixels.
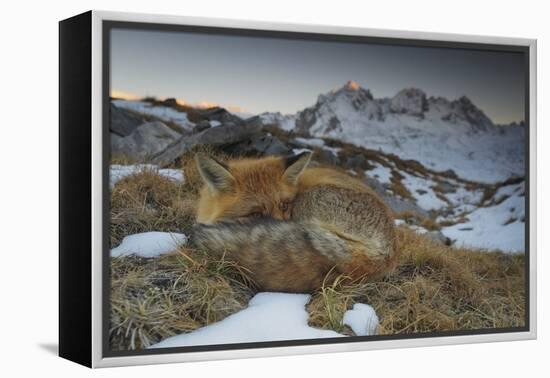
left=110, top=247, right=256, bottom=350
left=307, top=226, right=525, bottom=335
left=110, top=168, right=196, bottom=247
left=111, top=153, right=140, bottom=165
left=389, top=170, right=413, bottom=200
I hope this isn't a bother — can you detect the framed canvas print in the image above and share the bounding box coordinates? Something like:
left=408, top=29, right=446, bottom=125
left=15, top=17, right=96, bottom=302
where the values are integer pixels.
left=59, top=10, right=537, bottom=368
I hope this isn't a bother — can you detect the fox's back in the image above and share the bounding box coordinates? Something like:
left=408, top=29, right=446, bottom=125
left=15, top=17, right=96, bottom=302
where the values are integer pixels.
left=298, top=167, right=378, bottom=194
left=295, top=167, right=396, bottom=263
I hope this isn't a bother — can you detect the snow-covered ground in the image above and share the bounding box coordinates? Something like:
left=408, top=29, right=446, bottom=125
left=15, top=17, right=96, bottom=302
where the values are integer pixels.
left=441, top=182, right=525, bottom=252
left=111, top=232, right=188, bottom=258
left=400, top=171, right=448, bottom=211
left=315, top=111, right=524, bottom=184
left=150, top=292, right=378, bottom=349
left=110, top=164, right=184, bottom=188
left=368, top=162, right=392, bottom=184
left=113, top=99, right=195, bottom=132
left=259, top=112, right=297, bottom=131
left=362, top=153, right=525, bottom=253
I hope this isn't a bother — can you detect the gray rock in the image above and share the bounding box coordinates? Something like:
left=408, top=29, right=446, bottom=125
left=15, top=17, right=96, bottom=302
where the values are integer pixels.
left=440, top=169, right=458, bottom=179
left=345, top=154, right=369, bottom=170
left=424, top=231, right=452, bottom=246
left=433, top=181, right=456, bottom=194
left=316, top=149, right=340, bottom=166
left=440, top=96, right=494, bottom=132
left=150, top=123, right=262, bottom=166
left=110, top=103, right=147, bottom=137
left=381, top=194, right=429, bottom=218
left=244, top=115, right=264, bottom=128
left=111, top=121, right=181, bottom=161
left=200, top=107, right=244, bottom=126
left=295, top=106, right=317, bottom=135
left=364, top=177, right=387, bottom=197
left=193, top=120, right=211, bottom=133
left=162, top=98, right=178, bottom=107
left=224, top=134, right=292, bottom=156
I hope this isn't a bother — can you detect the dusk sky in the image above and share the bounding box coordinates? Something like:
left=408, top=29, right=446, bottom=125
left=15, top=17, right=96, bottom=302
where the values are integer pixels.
left=110, top=28, right=526, bottom=124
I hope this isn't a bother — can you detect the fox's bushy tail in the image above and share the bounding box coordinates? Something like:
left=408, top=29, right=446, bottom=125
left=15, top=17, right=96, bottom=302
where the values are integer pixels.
left=191, top=218, right=349, bottom=292
left=192, top=218, right=349, bottom=262
left=190, top=217, right=395, bottom=292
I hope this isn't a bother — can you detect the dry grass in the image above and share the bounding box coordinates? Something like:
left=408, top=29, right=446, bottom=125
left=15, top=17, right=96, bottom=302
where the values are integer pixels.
left=389, top=170, right=413, bottom=200
left=308, top=226, right=525, bottom=335
left=109, top=151, right=526, bottom=350
left=110, top=168, right=196, bottom=247
left=111, top=153, right=140, bottom=165
left=109, top=147, right=229, bottom=247
left=110, top=248, right=255, bottom=350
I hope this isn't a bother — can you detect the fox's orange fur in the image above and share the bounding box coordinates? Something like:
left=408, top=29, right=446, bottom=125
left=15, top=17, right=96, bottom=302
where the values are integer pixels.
left=192, top=152, right=398, bottom=292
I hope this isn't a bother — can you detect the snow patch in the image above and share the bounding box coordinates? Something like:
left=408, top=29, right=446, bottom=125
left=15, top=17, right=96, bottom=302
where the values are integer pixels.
left=342, top=303, right=379, bottom=336
left=366, top=162, right=392, bottom=184
left=111, top=232, right=188, bottom=258
left=150, top=293, right=379, bottom=348
left=294, top=137, right=325, bottom=147
left=259, top=112, right=297, bottom=131
left=113, top=100, right=195, bottom=131
left=401, top=172, right=447, bottom=211
left=441, top=189, right=525, bottom=253
left=110, top=164, right=184, bottom=188
left=292, top=148, right=313, bottom=155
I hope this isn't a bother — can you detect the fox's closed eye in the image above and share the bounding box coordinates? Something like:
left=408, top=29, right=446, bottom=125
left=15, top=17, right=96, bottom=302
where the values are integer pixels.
left=279, top=201, right=290, bottom=212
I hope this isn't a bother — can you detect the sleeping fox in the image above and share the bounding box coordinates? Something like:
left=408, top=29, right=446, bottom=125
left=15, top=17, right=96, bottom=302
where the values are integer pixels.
left=191, top=151, right=397, bottom=292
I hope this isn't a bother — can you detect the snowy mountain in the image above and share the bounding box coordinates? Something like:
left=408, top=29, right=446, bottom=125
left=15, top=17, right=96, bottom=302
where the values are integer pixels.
left=261, top=81, right=525, bottom=183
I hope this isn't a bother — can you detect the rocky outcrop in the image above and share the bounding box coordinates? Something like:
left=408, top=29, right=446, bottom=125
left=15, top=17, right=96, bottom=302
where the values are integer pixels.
left=223, top=134, right=292, bottom=156
left=200, top=107, right=244, bottom=127
left=110, top=103, right=148, bottom=137
left=390, top=88, right=428, bottom=117
left=111, top=121, right=181, bottom=160
left=445, top=96, right=494, bottom=131
left=150, top=122, right=263, bottom=166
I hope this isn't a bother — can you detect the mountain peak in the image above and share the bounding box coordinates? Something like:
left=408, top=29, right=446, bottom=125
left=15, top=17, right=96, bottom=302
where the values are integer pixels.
left=318, top=80, right=373, bottom=107
left=344, top=80, right=361, bottom=91
left=390, top=88, right=428, bottom=117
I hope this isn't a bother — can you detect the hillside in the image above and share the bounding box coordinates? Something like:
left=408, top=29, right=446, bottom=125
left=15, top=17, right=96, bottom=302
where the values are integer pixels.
left=260, top=80, right=525, bottom=184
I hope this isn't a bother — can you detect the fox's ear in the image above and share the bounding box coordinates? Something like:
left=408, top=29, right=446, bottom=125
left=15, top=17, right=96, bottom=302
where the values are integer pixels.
left=283, top=151, right=312, bottom=184
left=195, top=154, right=235, bottom=194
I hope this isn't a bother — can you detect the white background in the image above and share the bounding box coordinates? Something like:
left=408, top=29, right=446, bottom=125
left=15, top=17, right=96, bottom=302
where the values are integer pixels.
left=0, top=0, right=547, bottom=376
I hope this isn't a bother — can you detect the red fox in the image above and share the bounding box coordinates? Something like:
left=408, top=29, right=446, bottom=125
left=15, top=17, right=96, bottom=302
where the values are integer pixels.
left=192, top=151, right=398, bottom=292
